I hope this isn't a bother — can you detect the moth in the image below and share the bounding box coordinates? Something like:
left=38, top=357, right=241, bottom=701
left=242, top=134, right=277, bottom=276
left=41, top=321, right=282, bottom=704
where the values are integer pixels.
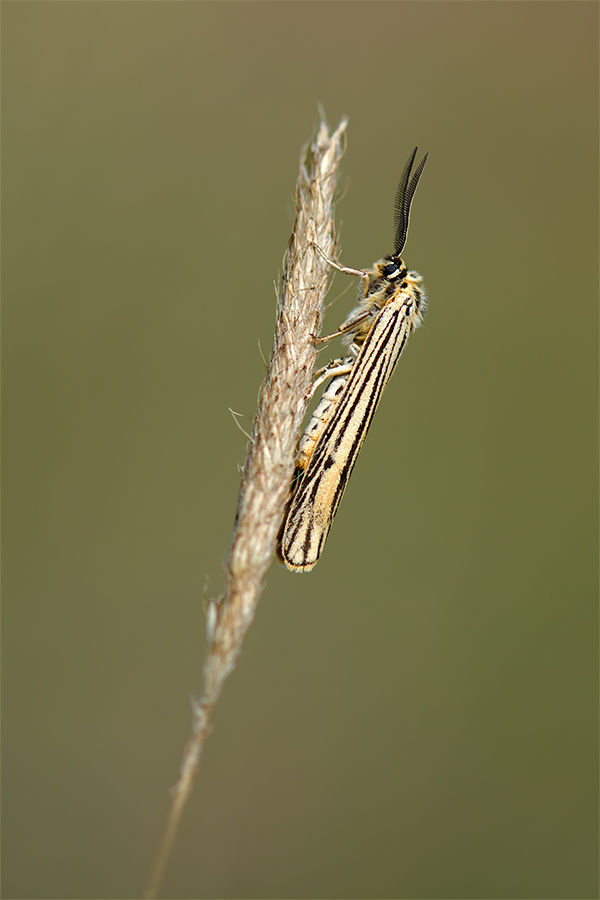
left=278, top=148, right=428, bottom=572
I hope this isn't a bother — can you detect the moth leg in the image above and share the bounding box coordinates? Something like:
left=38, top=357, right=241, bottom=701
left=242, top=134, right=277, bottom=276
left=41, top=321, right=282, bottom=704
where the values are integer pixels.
left=309, top=360, right=354, bottom=399
left=313, top=244, right=371, bottom=299
left=315, top=311, right=372, bottom=345
left=313, top=357, right=351, bottom=380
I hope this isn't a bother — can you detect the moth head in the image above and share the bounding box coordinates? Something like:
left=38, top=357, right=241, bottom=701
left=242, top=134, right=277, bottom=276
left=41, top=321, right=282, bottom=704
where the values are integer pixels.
left=379, top=256, right=404, bottom=281
left=393, top=148, right=428, bottom=256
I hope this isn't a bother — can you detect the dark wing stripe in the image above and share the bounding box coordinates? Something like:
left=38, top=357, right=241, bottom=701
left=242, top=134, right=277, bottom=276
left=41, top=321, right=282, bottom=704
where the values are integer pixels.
left=329, top=360, right=389, bottom=518
left=282, top=297, right=411, bottom=567
left=329, top=318, right=407, bottom=520
left=309, top=306, right=404, bottom=468
left=288, top=304, right=406, bottom=513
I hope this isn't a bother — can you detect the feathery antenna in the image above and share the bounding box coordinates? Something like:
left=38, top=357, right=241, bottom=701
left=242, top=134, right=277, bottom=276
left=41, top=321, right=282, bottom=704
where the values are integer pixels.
left=393, top=148, right=428, bottom=255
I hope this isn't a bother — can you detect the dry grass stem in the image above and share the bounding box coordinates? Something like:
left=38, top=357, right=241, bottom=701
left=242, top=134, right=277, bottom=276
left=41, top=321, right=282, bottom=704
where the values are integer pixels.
left=144, top=114, right=348, bottom=899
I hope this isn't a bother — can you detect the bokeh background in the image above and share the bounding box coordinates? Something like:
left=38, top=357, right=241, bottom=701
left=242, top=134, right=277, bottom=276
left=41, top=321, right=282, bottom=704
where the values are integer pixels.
left=3, top=3, right=597, bottom=898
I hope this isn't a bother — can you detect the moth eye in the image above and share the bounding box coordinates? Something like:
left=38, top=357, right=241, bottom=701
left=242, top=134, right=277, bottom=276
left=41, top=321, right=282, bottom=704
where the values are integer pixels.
left=382, top=263, right=399, bottom=279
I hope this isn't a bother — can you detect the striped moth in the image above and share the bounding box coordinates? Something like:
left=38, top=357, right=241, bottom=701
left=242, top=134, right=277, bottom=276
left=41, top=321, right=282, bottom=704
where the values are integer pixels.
left=278, top=148, right=428, bottom=572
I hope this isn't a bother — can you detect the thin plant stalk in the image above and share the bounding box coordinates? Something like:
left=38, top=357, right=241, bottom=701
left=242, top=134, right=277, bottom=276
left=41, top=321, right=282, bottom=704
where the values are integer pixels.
left=144, top=114, right=348, bottom=899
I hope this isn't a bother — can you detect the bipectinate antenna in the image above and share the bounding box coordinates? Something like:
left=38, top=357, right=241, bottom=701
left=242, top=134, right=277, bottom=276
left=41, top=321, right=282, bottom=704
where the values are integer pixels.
left=393, top=148, right=428, bottom=256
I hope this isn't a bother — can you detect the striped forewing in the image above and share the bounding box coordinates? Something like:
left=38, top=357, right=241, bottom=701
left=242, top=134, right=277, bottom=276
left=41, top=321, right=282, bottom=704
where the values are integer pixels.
left=281, top=294, right=411, bottom=570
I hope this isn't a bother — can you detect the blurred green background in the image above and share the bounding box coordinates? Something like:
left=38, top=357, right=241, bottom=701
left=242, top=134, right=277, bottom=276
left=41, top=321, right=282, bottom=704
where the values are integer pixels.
left=3, top=3, right=597, bottom=898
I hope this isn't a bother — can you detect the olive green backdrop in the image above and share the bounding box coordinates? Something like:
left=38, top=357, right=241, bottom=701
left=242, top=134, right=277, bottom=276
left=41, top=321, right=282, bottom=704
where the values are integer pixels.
left=3, top=2, right=597, bottom=898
